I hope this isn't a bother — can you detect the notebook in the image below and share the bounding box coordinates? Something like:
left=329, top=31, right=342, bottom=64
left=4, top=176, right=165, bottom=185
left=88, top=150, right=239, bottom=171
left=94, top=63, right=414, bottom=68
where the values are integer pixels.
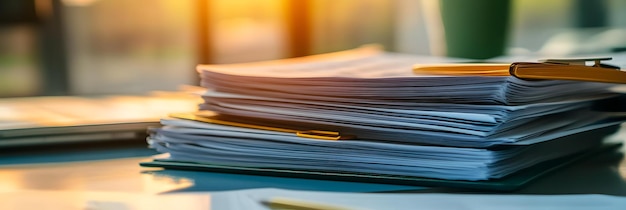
left=0, top=92, right=201, bottom=147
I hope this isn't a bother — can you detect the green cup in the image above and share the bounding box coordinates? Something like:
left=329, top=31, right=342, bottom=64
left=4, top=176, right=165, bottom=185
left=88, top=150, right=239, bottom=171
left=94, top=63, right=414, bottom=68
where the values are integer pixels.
left=439, top=0, right=511, bottom=59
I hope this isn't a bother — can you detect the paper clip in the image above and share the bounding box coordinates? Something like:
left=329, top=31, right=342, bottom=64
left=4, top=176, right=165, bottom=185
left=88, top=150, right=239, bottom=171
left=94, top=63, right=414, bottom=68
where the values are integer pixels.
left=538, top=57, right=619, bottom=68
left=169, top=112, right=355, bottom=140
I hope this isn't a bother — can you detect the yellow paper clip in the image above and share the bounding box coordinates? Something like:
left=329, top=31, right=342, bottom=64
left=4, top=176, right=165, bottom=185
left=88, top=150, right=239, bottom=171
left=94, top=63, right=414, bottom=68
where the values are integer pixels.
left=168, top=112, right=355, bottom=140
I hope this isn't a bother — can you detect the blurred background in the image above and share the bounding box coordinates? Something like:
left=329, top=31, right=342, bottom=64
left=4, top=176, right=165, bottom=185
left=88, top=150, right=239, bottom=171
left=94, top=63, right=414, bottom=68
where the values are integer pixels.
left=1, top=0, right=625, bottom=97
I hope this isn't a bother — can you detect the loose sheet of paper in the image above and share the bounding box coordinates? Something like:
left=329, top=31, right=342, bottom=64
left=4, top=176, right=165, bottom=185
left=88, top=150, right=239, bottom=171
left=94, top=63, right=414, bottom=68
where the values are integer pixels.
left=211, top=188, right=626, bottom=210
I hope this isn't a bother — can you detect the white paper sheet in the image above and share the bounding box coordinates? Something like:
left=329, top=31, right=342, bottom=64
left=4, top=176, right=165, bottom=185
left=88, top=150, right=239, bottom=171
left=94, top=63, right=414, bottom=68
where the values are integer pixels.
left=211, top=188, right=626, bottom=210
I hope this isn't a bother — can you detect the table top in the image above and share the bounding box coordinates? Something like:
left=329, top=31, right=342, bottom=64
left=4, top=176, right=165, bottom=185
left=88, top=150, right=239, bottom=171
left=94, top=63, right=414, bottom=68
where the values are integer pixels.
left=1, top=138, right=626, bottom=196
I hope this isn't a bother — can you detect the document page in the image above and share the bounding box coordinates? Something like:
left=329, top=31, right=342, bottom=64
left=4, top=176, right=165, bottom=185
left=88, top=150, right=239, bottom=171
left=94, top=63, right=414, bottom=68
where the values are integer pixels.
left=212, top=188, right=626, bottom=210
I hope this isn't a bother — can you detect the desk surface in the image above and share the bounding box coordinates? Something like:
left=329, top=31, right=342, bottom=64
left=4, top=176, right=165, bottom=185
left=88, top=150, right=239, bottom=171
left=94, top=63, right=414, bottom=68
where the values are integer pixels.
left=1, top=139, right=626, bottom=196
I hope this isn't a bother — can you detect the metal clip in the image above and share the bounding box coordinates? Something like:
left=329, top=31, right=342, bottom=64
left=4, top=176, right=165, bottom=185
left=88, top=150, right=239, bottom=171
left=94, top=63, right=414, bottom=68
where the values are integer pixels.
left=539, top=57, right=620, bottom=69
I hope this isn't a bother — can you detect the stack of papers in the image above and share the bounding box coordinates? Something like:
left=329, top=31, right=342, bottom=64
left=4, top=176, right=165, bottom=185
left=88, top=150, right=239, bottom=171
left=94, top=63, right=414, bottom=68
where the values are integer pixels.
left=146, top=46, right=626, bottom=183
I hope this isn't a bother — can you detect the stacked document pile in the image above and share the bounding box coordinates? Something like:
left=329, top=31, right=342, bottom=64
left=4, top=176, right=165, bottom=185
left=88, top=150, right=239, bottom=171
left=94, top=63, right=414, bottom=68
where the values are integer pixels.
left=147, top=46, right=626, bottom=182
